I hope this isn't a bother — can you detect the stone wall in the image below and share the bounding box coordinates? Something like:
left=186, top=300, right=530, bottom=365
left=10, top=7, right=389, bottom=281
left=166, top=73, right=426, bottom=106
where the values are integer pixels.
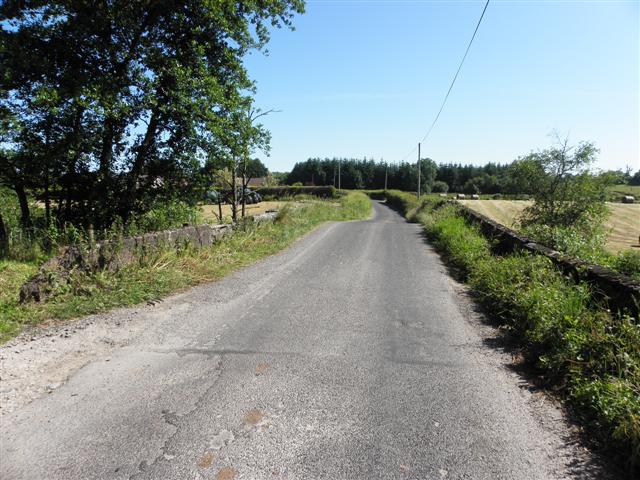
left=20, top=209, right=284, bottom=304
left=20, top=223, right=233, bottom=303
left=456, top=204, right=640, bottom=317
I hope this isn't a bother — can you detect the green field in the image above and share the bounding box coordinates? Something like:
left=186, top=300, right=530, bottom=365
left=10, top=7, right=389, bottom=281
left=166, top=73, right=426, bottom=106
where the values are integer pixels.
left=608, top=184, right=640, bottom=199
left=459, top=199, right=640, bottom=253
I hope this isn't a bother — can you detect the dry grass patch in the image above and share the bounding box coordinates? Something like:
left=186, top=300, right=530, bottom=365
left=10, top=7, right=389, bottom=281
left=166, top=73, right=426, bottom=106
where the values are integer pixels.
left=459, top=200, right=640, bottom=253
left=200, top=201, right=284, bottom=223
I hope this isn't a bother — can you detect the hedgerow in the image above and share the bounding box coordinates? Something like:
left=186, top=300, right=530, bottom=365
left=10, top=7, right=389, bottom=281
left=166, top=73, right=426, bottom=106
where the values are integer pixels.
left=395, top=195, right=640, bottom=473
left=255, top=186, right=337, bottom=200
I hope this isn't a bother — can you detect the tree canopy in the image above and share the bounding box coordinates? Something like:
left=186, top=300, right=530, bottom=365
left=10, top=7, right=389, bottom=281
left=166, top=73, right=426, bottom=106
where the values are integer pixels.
left=0, top=0, right=304, bottom=229
left=285, top=157, right=510, bottom=193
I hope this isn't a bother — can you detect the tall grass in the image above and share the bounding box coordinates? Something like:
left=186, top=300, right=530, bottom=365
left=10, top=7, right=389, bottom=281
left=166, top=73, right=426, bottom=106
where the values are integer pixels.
left=0, top=192, right=371, bottom=342
left=382, top=189, right=419, bottom=216
left=399, top=197, right=639, bottom=473
left=0, top=187, right=203, bottom=262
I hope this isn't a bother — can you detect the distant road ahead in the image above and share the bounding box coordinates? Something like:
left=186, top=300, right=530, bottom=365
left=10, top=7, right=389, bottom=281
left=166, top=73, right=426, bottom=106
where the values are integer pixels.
left=1, top=202, right=601, bottom=479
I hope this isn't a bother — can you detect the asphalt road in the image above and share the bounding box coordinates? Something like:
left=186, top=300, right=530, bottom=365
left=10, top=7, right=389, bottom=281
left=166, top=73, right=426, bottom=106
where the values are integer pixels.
left=1, top=202, right=600, bottom=479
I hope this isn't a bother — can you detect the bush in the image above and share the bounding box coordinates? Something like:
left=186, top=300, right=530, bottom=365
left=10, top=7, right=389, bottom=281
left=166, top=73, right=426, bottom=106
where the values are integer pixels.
left=255, top=186, right=337, bottom=199
left=362, top=189, right=386, bottom=200
left=431, top=181, right=449, bottom=193
left=404, top=198, right=640, bottom=471
left=384, top=190, right=419, bottom=215
left=518, top=140, right=611, bottom=250
left=611, top=250, right=640, bottom=281
left=521, top=223, right=609, bottom=261
left=463, top=179, right=480, bottom=194
left=423, top=205, right=491, bottom=277
left=128, top=201, right=202, bottom=235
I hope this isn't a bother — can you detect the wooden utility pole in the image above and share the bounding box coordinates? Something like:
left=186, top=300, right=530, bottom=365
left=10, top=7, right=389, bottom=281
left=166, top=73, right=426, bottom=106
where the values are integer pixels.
left=338, top=159, right=341, bottom=189
left=417, top=143, right=421, bottom=197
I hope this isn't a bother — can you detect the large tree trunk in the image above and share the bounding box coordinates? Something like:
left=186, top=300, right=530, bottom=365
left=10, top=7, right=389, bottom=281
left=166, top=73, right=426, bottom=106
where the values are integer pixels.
left=241, top=158, right=247, bottom=218
left=130, top=111, right=159, bottom=179
left=98, top=120, right=115, bottom=180
left=44, top=178, right=51, bottom=228
left=231, top=163, right=238, bottom=223
left=0, top=212, right=8, bottom=257
left=122, top=110, right=160, bottom=223
left=56, top=193, right=64, bottom=223
left=15, top=183, right=31, bottom=229
left=62, top=105, right=85, bottom=223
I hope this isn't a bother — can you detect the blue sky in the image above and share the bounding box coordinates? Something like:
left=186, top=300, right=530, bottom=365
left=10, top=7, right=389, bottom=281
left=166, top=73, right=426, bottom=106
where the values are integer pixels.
left=244, top=0, right=639, bottom=173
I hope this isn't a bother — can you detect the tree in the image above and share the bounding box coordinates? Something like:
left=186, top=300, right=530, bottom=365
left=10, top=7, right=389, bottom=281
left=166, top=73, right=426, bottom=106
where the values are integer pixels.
left=1, top=0, right=304, bottom=230
left=518, top=137, right=611, bottom=255
left=0, top=212, right=7, bottom=257
left=263, top=172, right=280, bottom=187
left=431, top=180, right=449, bottom=193
left=462, top=178, right=480, bottom=195
left=246, top=159, right=269, bottom=181
left=419, top=158, right=437, bottom=194
left=205, top=103, right=273, bottom=221
left=520, top=139, right=608, bottom=228
left=0, top=149, right=34, bottom=229
left=239, top=108, right=273, bottom=218
left=502, top=157, right=545, bottom=195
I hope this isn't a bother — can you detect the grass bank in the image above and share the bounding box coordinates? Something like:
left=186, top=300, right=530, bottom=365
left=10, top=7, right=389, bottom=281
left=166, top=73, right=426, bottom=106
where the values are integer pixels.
left=0, top=192, right=371, bottom=342
left=385, top=190, right=639, bottom=474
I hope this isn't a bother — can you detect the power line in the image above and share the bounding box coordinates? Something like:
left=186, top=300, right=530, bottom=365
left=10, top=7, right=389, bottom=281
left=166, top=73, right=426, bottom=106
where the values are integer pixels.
left=400, top=0, right=490, bottom=162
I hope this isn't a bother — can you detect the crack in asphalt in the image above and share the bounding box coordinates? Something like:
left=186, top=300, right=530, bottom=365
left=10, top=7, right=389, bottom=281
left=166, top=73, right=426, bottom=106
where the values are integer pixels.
left=128, top=355, right=224, bottom=480
left=1, top=202, right=620, bottom=479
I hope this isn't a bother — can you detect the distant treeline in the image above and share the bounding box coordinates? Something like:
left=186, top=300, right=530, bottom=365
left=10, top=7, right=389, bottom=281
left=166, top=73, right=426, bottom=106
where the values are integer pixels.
left=286, top=157, right=640, bottom=194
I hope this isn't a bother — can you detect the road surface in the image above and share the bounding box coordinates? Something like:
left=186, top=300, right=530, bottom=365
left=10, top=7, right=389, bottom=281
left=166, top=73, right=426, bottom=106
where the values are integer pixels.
left=0, top=202, right=605, bottom=479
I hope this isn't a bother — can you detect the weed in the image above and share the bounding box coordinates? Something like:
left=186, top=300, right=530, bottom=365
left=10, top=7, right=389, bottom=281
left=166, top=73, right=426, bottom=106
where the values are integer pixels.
left=0, top=193, right=371, bottom=342
left=401, top=196, right=640, bottom=471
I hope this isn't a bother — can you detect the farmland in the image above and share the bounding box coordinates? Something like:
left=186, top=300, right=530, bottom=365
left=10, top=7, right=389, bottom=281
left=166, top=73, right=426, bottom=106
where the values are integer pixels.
left=607, top=184, right=640, bottom=200
left=200, top=201, right=285, bottom=223
left=459, top=199, right=640, bottom=252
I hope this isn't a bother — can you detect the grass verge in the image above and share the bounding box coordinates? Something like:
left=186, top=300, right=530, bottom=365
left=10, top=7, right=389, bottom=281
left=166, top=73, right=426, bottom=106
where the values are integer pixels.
left=0, top=192, right=371, bottom=342
left=391, top=193, right=639, bottom=474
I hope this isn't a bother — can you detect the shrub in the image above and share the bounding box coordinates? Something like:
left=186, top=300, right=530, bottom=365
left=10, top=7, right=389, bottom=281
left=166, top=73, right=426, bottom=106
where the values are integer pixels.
left=129, top=201, right=203, bottom=235
left=521, top=223, right=609, bottom=261
left=611, top=250, right=640, bottom=281
left=362, top=190, right=386, bottom=200
left=518, top=139, right=611, bottom=246
left=384, top=190, right=418, bottom=216
left=400, top=196, right=640, bottom=470
left=432, top=180, right=449, bottom=193
left=463, top=178, right=480, bottom=194
left=256, top=186, right=337, bottom=199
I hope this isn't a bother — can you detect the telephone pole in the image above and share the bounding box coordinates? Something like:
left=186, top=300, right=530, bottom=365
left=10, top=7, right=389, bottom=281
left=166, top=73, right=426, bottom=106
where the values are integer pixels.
left=338, top=159, right=341, bottom=189
left=417, top=143, right=421, bottom=197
